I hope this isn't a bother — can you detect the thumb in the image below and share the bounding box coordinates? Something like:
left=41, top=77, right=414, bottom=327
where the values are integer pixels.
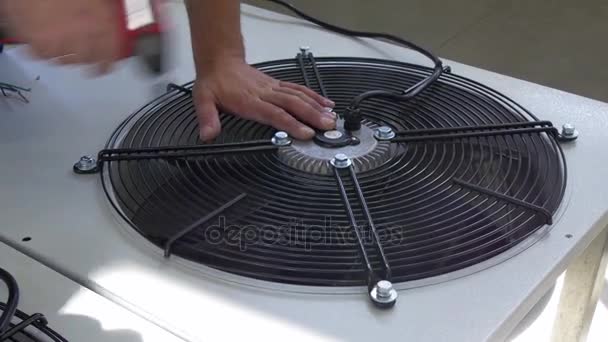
left=195, top=93, right=222, bottom=142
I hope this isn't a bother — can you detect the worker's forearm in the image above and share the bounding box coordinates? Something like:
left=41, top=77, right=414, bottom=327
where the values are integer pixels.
left=186, top=0, right=245, bottom=75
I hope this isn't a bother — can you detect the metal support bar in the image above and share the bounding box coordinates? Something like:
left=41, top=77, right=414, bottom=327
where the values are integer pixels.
left=332, top=167, right=375, bottom=285
left=551, top=227, right=608, bottom=342
left=333, top=165, right=398, bottom=308
left=453, top=178, right=553, bottom=225
left=348, top=167, right=392, bottom=280
left=296, top=53, right=313, bottom=90
left=392, top=126, right=558, bottom=143
left=296, top=49, right=328, bottom=98
left=395, top=121, right=554, bottom=136
left=164, top=193, right=248, bottom=257
left=97, top=140, right=277, bottom=164
left=307, top=53, right=328, bottom=98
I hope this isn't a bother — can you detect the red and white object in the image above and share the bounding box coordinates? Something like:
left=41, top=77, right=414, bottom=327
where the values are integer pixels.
left=0, top=0, right=164, bottom=73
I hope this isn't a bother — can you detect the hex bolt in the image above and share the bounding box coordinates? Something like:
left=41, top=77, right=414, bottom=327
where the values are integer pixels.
left=369, top=280, right=398, bottom=308
left=376, top=280, right=394, bottom=298
left=562, top=124, right=575, bottom=136
left=331, top=153, right=352, bottom=169
left=374, top=126, right=396, bottom=140
left=559, top=123, right=579, bottom=141
left=73, top=155, right=98, bottom=174
left=271, top=131, right=292, bottom=146
left=299, top=46, right=311, bottom=55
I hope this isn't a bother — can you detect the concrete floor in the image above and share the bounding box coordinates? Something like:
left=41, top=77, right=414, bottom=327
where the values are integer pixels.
left=246, top=0, right=608, bottom=102
left=246, top=1, right=608, bottom=341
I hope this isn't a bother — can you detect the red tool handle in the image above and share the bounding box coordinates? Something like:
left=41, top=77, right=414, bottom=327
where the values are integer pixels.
left=116, top=0, right=163, bottom=59
left=0, top=0, right=162, bottom=59
left=0, top=25, right=17, bottom=44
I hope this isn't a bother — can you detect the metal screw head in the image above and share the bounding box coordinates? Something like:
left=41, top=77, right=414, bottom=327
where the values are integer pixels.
left=374, top=126, right=396, bottom=140
left=562, top=124, right=575, bottom=135
left=73, top=155, right=98, bottom=174
left=559, top=124, right=579, bottom=141
left=299, top=46, right=311, bottom=54
left=271, top=131, right=292, bottom=146
left=376, top=280, right=393, bottom=298
left=370, top=280, right=398, bottom=308
left=330, top=153, right=352, bottom=169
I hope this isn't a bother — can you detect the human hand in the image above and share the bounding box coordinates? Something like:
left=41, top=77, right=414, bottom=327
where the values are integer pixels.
left=193, top=58, right=337, bottom=141
left=1, top=0, right=121, bottom=73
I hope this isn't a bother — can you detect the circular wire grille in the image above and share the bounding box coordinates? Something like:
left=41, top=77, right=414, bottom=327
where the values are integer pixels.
left=102, top=57, right=566, bottom=287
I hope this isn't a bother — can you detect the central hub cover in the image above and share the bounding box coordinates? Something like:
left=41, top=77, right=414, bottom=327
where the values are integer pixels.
left=278, top=120, right=397, bottom=175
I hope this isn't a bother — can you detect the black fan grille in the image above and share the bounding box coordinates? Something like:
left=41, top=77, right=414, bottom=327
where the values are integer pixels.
left=102, top=57, right=566, bottom=286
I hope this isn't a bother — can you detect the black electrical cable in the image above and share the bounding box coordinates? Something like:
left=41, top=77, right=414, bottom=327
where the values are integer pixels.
left=260, top=0, right=444, bottom=129
left=0, top=267, right=19, bottom=335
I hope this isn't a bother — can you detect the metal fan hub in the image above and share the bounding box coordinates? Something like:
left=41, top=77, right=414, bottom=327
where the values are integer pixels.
left=279, top=120, right=394, bottom=174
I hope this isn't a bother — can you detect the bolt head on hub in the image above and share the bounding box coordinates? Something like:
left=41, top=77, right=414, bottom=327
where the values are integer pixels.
left=271, top=131, right=292, bottom=146
left=323, top=130, right=344, bottom=140
left=374, top=126, right=396, bottom=140
left=330, top=153, right=352, bottom=169
left=370, top=280, right=398, bottom=308
left=559, top=123, right=579, bottom=141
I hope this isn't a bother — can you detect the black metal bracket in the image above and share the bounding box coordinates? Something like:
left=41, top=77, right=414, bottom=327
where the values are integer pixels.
left=297, top=48, right=352, bottom=140
left=332, top=164, right=395, bottom=308
left=96, top=140, right=278, bottom=166
left=453, top=178, right=553, bottom=225
left=391, top=121, right=559, bottom=143
left=296, top=48, right=328, bottom=99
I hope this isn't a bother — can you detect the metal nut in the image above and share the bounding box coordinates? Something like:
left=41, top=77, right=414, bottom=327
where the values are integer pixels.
left=376, top=280, right=394, bottom=298
left=330, top=153, right=352, bottom=169
left=559, top=123, right=579, bottom=141
left=271, top=131, right=292, bottom=146
left=562, top=124, right=575, bottom=136
left=73, top=155, right=98, bottom=174
left=374, top=126, right=396, bottom=140
left=370, top=280, right=398, bottom=308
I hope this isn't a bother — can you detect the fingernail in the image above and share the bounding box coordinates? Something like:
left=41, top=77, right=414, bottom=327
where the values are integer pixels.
left=199, top=126, right=215, bottom=141
left=321, top=108, right=337, bottom=119
left=299, top=126, right=316, bottom=138
left=324, top=99, right=335, bottom=107
left=322, top=117, right=337, bottom=128
left=326, top=111, right=337, bottom=119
